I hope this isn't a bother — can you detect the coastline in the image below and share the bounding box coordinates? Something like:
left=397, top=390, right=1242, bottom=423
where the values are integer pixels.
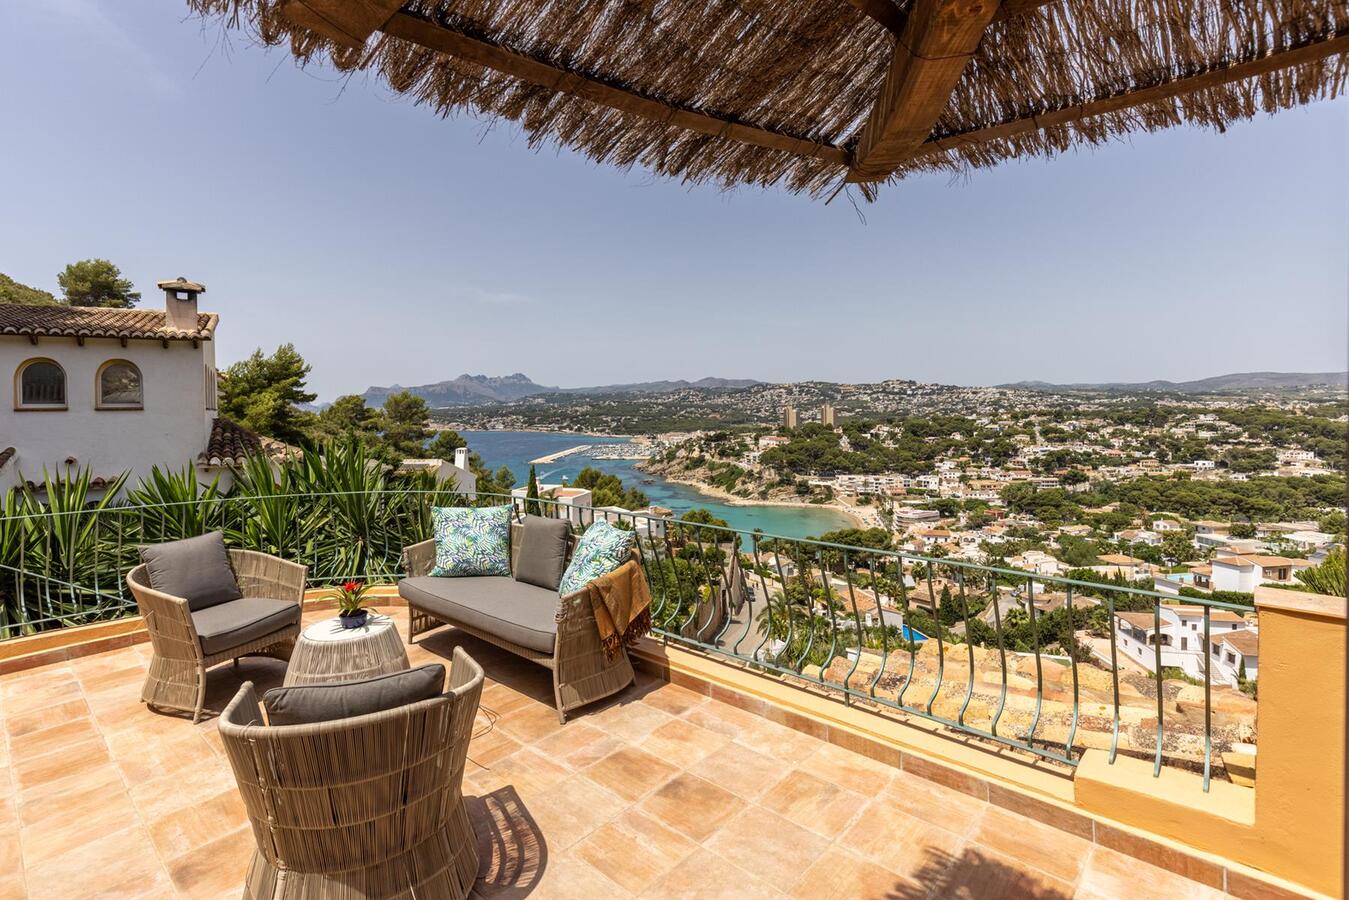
left=653, top=471, right=866, bottom=529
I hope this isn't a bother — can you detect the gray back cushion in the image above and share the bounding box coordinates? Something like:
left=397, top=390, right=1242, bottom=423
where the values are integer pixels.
left=513, top=515, right=571, bottom=591
left=262, top=664, right=446, bottom=726
left=138, top=531, right=242, bottom=612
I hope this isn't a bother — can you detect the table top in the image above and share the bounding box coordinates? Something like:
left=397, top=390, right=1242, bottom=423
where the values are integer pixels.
left=300, top=612, right=397, bottom=643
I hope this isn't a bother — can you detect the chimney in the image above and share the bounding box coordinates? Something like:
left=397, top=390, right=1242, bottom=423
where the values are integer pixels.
left=157, top=277, right=205, bottom=332
left=454, top=447, right=469, bottom=470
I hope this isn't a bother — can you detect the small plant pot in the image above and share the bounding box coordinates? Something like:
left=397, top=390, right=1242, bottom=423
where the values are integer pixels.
left=338, top=609, right=369, bottom=629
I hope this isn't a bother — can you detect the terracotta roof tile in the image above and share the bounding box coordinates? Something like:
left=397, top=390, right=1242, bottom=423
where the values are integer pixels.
left=0, top=304, right=217, bottom=342
left=200, top=418, right=299, bottom=467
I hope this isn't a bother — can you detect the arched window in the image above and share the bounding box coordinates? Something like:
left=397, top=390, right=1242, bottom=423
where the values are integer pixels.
left=97, top=360, right=143, bottom=409
left=16, top=359, right=66, bottom=409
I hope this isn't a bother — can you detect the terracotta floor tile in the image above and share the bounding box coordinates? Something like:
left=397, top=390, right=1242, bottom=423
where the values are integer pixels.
left=0, top=876, right=24, bottom=900
left=574, top=808, right=699, bottom=894
left=1077, top=846, right=1228, bottom=900
left=704, top=805, right=830, bottom=894
left=583, top=746, right=679, bottom=803
left=842, top=798, right=967, bottom=878
left=11, top=736, right=111, bottom=794
left=638, top=682, right=709, bottom=717
left=525, top=850, right=626, bottom=898
left=641, top=846, right=785, bottom=900
left=520, top=775, right=627, bottom=852
left=19, top=790, right=142, bottom=867
left=2, top=698, right=90, bottom=739
left=480, top=681, right=544, bottom=717
left=759, top=769, right=867, bottom=837
left=76, top=662, right=148, bottom=697
left=584, top=698, right=674, bottom=742
left=884, top=771, right=990, bottom=837
left=6, top=717, right=101, bottom=764
left=16, top=759, right=122, bottom=806
left=791, top=846, right=915, bottom=900
left=734, top=716, right=823, bottom=762
left=528, top=720, right=609, bottom=765
left=800, top=741, right=897, bottom=795
left=470, top=788, right=547, bottom=896
left=684, top=699, right=764, bottom=739
left=473, top=748, right=573, bottom=799
left=148, top=787, right=248, bottom=860
left=166, top=825, right=256, bottom=899
left=970, top=807, right=1092, bottom=884
left=934, top=845, right=1075, bottom=899
left=687, top=741, right=791, bottom=800
left=639, top=716, right=731, bottom=767
left=0, top=821, right=20, bottom=873
left=24, top=824, right=171, bottom=900
left=495, top=698, right=568, bottom=744
left=467, top=721, right=524, bottom=769
left=637, top=772, right=741, bottom=843
left=130, top=758, right=236, bottom=821
left=0, top=673, right=80, bottom=719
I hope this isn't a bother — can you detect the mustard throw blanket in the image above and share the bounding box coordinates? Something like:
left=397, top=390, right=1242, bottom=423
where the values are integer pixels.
left=587, top=560, right=652, bottom=661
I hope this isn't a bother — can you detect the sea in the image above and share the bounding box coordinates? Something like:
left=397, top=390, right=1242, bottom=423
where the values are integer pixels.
left=459, top=430, right=855, bottom=540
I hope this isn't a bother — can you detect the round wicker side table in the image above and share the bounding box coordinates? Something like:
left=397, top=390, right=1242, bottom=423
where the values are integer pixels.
left=283, top=612, right=411, bottom=686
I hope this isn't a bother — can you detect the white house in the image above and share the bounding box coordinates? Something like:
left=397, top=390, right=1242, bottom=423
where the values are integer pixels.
left=395, top=447, right=478, bottom=493
left=1210, top=552, right=1312, bottom=592
left=0, top=278, right=277, bottom=495
left=1112, top=606, right=1253, bottom=685
left=511, top=483, right=593, bottom=525
left=1210, top=630, right=1259, bottom=685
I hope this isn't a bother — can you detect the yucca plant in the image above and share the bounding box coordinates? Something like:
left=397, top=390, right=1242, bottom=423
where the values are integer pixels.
left=22, top=467, right=130, bottom=628
left=125, top=464, right=222, bottom=544
left=295, top=438, right=398, bottom=581
left=0, top=487, right=36, bottom=638
left=226, top=452, right=320, bottom=562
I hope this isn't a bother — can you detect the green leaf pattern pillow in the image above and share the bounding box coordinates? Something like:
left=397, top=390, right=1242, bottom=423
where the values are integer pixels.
left=559, top=520, right=634, bottom=595
left=430, top=506, right=512, bottom=577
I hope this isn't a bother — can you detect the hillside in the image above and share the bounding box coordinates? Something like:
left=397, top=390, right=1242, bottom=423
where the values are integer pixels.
left=359, top=374, right=759, bottom=407
left=1000, top=371, right=1347, bottom=393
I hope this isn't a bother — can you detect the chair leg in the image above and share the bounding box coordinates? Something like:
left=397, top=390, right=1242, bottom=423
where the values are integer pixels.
left=192, top=666, right=206, bottom=724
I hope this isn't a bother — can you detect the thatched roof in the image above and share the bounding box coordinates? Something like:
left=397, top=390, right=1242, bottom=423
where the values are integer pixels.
left=189, top=0, right=1348, bottom=198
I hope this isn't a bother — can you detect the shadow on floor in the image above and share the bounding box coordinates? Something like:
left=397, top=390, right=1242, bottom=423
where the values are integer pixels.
left=886, top=845, right=1073, bottom=900
left=468, top=785, right=548, bottom=898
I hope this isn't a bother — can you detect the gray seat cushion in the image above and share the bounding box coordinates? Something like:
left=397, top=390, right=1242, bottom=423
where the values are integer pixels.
left=400, top=576, right=558, bottom=654
left=139, top=531, right=241, bottom=611
left=192, top=596, right=301, bottom=656
left=262, top=664, right=445, bottom=726
left=513, top=515, right=571, bottom=591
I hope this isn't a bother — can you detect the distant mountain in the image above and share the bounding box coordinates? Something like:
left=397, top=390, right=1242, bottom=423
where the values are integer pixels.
left=358, top=374, right=760, bottom=407
left=562, top=377, right=760, bottom=395
left=360, top=373, right=554, bottom=407
left=999, top=372, right=1348, bottom=394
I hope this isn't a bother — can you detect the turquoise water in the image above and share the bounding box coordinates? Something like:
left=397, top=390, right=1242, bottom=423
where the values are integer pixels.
left=459, top=430, right=856, bottom=541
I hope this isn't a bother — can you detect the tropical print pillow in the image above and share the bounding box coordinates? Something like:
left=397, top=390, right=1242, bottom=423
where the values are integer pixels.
left=430, top=506, right=512, bottom=577
left=559, top=520, right=635, bottom=595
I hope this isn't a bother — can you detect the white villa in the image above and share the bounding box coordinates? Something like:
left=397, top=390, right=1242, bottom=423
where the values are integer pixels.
left=396, top=447, right=478, bottom=493
left=0, top=278, right=280, bottom=495
left=511, top=483, right=593, bottom=525
left=1112, top=605, right=1254, bottom=686
left=1210, top=551, right=1312, bottom=592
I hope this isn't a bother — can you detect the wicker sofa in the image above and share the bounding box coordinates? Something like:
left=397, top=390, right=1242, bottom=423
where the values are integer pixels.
left=219, top=647, right=484, bottom=900
left=127, top=546, right=306, bottom=722
left=400, top=520, right=635, bottom=723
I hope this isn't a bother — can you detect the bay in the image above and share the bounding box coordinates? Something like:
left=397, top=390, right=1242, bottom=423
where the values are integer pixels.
left=459, top=430, right=856, bottom=540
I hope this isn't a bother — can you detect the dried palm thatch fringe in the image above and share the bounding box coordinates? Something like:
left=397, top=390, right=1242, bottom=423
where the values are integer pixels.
left=186, top=0, right=1347, bottom=198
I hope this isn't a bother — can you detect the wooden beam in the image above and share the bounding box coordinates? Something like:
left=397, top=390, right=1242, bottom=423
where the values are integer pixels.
left=844, top=0, right=905, bottom=36
left=846, top=0, right=1002, bottom=182
left=381, top=13, right=848, bottom=164
left=907, top=30, right=1349, bottom=163
left=281, top=0, right=404, bottom=49
left=992, top=0, right=1057, bottom=21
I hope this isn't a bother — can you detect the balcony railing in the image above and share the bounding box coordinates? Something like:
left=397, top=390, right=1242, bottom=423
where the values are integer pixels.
left=0, top=488, right=1256, bottom=790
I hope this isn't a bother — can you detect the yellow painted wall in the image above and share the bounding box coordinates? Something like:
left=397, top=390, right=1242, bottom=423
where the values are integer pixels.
left=1075, top=588, right=1345, bottom=897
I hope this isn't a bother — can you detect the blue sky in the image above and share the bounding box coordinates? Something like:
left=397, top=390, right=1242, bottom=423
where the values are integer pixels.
left=1, top=2, right=1345, bottom=401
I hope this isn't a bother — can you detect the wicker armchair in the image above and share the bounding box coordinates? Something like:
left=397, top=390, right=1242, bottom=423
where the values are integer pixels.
left=219, top=647, right=485, bottom=900
left=402, top=525, right=637, bottom=723
left=127, top=549, right=307, bottom=722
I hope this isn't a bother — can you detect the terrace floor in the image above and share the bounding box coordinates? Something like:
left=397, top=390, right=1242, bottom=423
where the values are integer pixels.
left=0, top=609, right=1235, bottom=900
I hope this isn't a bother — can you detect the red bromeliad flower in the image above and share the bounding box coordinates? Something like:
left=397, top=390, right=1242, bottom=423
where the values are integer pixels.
left=343, top=580, right=361, bottom=593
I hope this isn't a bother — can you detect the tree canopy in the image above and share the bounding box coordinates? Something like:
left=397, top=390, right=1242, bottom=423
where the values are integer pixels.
left=57, top=259, right=141, bottom=308
left=219, top=344, right=317, bottom=445
left=0, top=272, right=56, bottom=305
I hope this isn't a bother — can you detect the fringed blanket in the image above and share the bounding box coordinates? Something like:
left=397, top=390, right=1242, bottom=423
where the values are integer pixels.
left=587, top=560, right=652, bottom=661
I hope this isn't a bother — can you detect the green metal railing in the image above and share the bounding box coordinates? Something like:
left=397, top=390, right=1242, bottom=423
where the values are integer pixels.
left=0, top=489, right=1255, bottom=787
